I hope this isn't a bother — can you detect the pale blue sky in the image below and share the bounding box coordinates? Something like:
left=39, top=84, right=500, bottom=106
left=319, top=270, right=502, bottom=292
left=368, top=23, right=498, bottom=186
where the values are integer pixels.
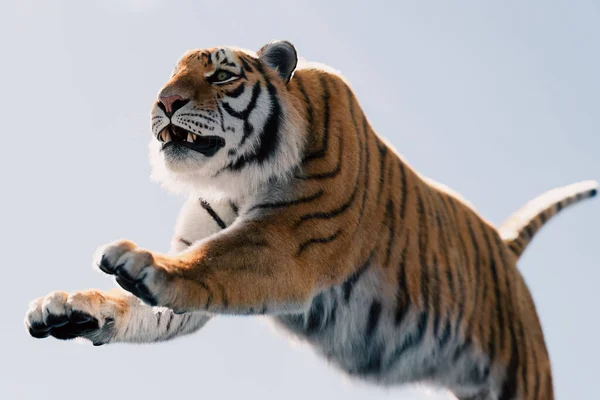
left=1, top=1, right=598, bottom=399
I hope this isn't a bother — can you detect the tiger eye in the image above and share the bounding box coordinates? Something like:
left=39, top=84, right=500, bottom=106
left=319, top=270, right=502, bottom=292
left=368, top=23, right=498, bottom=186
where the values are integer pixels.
left=216, top=71, right=231, bottom=81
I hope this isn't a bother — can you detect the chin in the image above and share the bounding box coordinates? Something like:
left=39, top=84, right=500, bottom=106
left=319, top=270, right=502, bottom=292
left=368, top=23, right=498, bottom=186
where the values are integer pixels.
left=149, top=139, right=207, bottom=195
left=162, top=146, right=208, bottom=172
left=148, top=138, right=235, bottom=201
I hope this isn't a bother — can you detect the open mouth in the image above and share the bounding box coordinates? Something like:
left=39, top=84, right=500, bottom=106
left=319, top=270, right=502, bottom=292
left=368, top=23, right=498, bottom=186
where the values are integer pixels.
left=158, top=125, right=225, bottom=157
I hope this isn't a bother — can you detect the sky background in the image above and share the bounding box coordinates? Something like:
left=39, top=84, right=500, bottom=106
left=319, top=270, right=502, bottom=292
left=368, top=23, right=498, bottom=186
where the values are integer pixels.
left=1, top=1, right=598, bottom=399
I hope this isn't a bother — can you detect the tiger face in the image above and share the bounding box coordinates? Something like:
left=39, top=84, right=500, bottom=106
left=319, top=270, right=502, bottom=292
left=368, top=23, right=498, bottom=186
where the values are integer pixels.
left=149, top=41, right=305, bottom=199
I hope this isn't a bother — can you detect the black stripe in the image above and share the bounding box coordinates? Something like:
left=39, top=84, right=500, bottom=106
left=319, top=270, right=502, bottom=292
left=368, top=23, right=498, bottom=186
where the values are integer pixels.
left=438, top=318, right=452, bottom=349
left=499, top=322, right=522, bottom=400
left=216, top=282, right=229, bottom=309
left=297, top=229, right=342, bottom=256
left=495, top=241, right=521, bottom=400
left=295, top=99, right=363, bottom=227
left=429, top=197, right=444, bottom=337
left=224, top=79, right=282, bottom=171
left=518, top=319, right=529, bottom=397
left=395, top=237, right=410, bottom=326
left=295, top=178, right=360, bottom=226
left=436, top=197, right=455, bottom=300
left=417, top=192, right=430, bottom=309
left=200, top=200, right=227, bottom=229
left=357, top=115, right=370, bottom=225
left=509, top=241, right=521, bottom=255
left=229, top=201, right=239, bottom=215
left=376, top=139, right=388, bottom=204
left=199, top=51, right=212, bottom=66
left=524, top=223, right=534, bottom=240
left=222, top=81, right=261, bottom=148
left=216, top=100, right=226, bottom=131
left=224, top=83, right=246, bottom=98
left=386, top=311, right=428, bottom=368
left=239, top=56, right=254, bottom=73
left=365, top=300, right=382, bottom=339
left=446, top=198, right=467, bottom=339
left=251, top=190, right=324, bottom=211
left=530, top=337, right=540, bottom=400
left=465, top=214, right=481, bottom=339
left=431, top=255, right=442, bottom=337
left=329, top=295, right=338, bottom=326
left=250, top=57, right=265, bottom=74
left=304, top=293, right=325, bottom=335
left=478, top=226, right=498, bottom=364
left=342, top=253, right=373, bottom=303
left=296, top=136, right=343, bottom=180
left=539, top=209, right=547, bottom=224
left=243, top=80, right=273, bottom=153
left=472, top=218, right=493, bottom=360
left=467, top=363, right=491, bottom=385
left=398, top=159, right=408, bottom=221
left=384, top=199, right=395, bottom=267
left=302, top=75, right=330, bottom=162
left=452, top=338, right=471, bottom=362
left=222, top=81, right=260, bottom=120
left=545, top=372, right=553, bottom=399
left=165, top=313, right=174, bottom=333
left=482, top=223, right=506, bottom=355
left=294, top=170, right=360, bottom=229
left=196, top=280, right=213, bottom=309
left=353, top=344, right=384, bottom=376
left=345, top=84, right=370, bottom=231
left=156, top=309, right=163, bottom=328
left=445, top=261, right=455, bottom=300
left=175, top=314, right=192, bottom=337
left=512, top=238, right=523, bottom=250
left=164, top=315, right=183, bottom=340
left=178, top=237, right=192, bottom=247
left=294, top=75, right=314, bottom=137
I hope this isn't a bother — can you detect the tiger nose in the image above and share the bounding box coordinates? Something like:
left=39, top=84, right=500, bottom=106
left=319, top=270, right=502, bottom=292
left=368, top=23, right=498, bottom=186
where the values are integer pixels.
left=158, top=95, right=189, bottom=115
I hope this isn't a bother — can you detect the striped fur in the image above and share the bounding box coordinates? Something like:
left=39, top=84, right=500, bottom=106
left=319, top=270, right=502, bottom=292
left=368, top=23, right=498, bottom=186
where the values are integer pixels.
left=499, top=181, right=598, bottom=257
left=25, top=41, right=597, bottom=400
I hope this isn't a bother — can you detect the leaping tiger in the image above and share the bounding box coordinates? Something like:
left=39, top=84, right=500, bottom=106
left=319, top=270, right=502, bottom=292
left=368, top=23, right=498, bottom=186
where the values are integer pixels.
left=25, top=41, right=597, bottom=400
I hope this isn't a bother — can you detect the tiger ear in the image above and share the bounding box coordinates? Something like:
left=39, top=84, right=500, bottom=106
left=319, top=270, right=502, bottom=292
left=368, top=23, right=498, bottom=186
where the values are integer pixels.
left=257, top=41, right=298, bottom=84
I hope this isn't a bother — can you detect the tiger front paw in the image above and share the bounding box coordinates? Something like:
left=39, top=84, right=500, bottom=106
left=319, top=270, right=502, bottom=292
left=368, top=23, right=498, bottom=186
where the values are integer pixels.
left=24, top=290, right=126, bottom=345
left=95, top=240, right=174, bottom=309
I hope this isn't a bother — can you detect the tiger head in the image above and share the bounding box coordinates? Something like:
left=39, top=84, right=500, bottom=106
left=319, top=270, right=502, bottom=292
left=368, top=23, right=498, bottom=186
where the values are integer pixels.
left=149, top=41, right=306, bottom=199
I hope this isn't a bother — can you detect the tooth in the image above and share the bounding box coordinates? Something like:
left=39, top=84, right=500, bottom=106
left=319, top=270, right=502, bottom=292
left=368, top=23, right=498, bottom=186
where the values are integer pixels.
left=187, top=133, right=194, bottom=143
left=165, top=131, right=171, bottom=142
left=160, top=131, right=167, bottom=142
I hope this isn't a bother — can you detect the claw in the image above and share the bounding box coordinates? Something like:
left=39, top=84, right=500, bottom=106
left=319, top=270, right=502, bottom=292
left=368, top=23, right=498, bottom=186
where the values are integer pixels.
left=98, top=255, right=114, bottom=274
left=114, top=264, right=135, bottom=282
left=45, top=313, right=69, bottom=328
left=115, top=276, right=157, bottom=306
left=28, top=323, right=51, bottom=339
left=70, top=310, right=93, bottom=324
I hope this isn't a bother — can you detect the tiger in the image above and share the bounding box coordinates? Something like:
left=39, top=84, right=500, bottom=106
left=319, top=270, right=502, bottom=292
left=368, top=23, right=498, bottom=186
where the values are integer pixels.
left=24, top=40, right=597, bottom=400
